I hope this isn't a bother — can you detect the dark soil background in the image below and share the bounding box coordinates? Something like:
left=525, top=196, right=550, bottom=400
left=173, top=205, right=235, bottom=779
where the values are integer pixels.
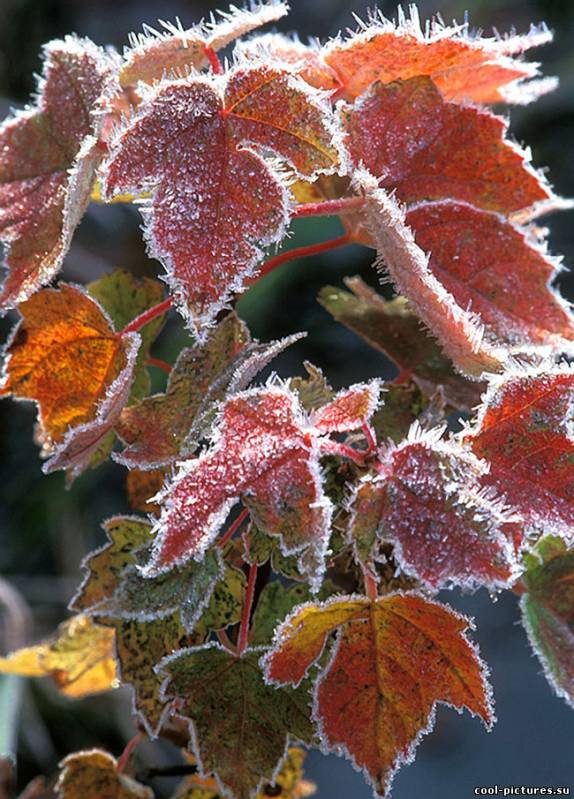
left=1, top=0, right=573, bottom=797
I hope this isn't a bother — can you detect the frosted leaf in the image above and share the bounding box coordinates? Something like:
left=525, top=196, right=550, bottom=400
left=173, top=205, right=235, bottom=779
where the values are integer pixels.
left=121, top=1, right=289, bottom=87
left=145, top=385, right=333, bottom=591
left=103, top=64, right=341, bottom=337
left=0, top=37, right=118, bottom=309
left=311, top=380, right=381, bottom=433
left=323, top=5, right=556, bottom=105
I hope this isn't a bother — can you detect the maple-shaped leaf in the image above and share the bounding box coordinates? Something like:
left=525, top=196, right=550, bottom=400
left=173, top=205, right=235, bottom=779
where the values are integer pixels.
left=0, top=37, right=117, bottom=310
left=108, top=613, right=190, bottom=736
left=344, top=76, right=574, bottom=367
left=103, top=63, right=341, bottom=335
left=57, top=749, right=153, bottom=799
left=146, top=385, right=333, bottom=589
left=465, top=363, right=574, bottom=542
left=520, top=536, right=574, bottom=708
left=159, top=643, right=315, bottom=799
left=311, top=380, right=380, bottom=433
left=263, top=592, right=493, bottom=797
left=87, top=269, right=167, bottom=402
left=116, top=314, right=303, bottom=469
left=174, top=746, right=316, bottom=799
left=0, top=283, right=141, bottom=476
left=323, top=6, right=556, bottom=104
left=346, top=425, right=518, bottom=590
left=0, top=615, right=116, bottom=698
left=71, top=516, right=223, bottom=633
left=318, top=278, right=483, bottom=411
left=121, top=2, right=289, bottom=88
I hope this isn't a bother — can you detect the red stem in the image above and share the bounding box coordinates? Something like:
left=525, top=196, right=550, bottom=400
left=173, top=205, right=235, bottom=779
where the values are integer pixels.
left=204, top=45, right=223, bottom=74
left=362, top=423, right=377, bottom=455
left=238, top=563, right=258, bottom=654
left=121, top=297, right=173, bottom=335
left=320, top=438, right=366, bottom=467
left=292, top=196, right=365, bottom=218
left=146, top=356, right=172, bottom=374
left=250, top=233, right=351, bottom=285
left=364, top=570, right=378, bottom=601
left=117, top=732, right=143, bottom=773
left=218, top=507, right=250, bottom=549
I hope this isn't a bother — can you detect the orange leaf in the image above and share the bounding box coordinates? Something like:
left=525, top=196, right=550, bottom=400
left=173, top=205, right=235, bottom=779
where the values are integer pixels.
left=264, top=592, right=493, bottom=797
left=0, top=284, right=140, bottom=469
left=323, top=7, right=555, bottom=104
left=0, top=615, right=117, bottom=699
left=0, top=37, right=117, bottom=309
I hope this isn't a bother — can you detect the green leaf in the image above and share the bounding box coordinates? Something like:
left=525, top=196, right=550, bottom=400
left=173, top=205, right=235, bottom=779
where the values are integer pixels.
left=160, top=644, right=315, bottom=799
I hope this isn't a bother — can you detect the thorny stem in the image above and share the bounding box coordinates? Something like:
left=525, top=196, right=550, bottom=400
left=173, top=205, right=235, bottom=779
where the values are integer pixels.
left=121, top=297, right=173, bottom=335
left=292, top=196, right=366, bottom=218
left=146, top=356, right=172, bottom=374
left=203, top=45, right=223, bottom=74
left=238, top=563, right=258, bottom=654
left=250, top=233, right=352, bottom=284
left=364, top=570, right=378, bottom=601
left=117, top=732, right=144, bottom=773
left=218, top=507, right=250, bottom=549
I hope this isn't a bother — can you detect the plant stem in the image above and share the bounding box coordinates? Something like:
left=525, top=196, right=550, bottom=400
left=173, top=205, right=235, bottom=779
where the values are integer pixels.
left=217, top=629, right=238, bottom=655
left=117, top=732, right=143, bottom=773
left=203, top=45, right=223, bottom=74
left=121, top=297, right=173, bottom=335
left=146, top=356, right=172, bottom=374
left=238, top=563, right=258, bottom=654
left=362, top=423, right=377, bottom=455
left=320, top=438, right=366, bottom=467
left=218, top=507, right=250, bottom=549
left=364, top=570, right=378, bottom=601
left=250, top=233, right=351, bottom=285
left=292, top=196, right=365, bottom=218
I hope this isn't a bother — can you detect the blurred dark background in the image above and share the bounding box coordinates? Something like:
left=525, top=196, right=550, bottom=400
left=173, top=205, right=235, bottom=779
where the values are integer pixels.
left=1, top=0, right=574, bottom=796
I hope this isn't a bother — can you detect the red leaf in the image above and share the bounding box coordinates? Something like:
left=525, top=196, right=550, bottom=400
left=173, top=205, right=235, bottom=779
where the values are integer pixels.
left=311, top=380, right=381, bottom=433
left=359, top=175, right=507, bottom=377
left=465, top=364, right=574, bottom=542
left=323, top=7, right=555, bottom=104
left=347, top=425, right=519, bottom=591
left=146, top=385, right=332, bottom=588
left=264, top=592, right=493, bottom=797
left=104, top=64, right=341, bottom=336
left=120, top=1, right=289, bottom=87
left=345, top=76, right=554, bottom=219
left=0, top=37, right=117, bottom=309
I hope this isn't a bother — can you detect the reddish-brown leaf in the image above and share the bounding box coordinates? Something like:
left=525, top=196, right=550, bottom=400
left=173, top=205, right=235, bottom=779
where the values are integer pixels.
left=0, top=285, right=140, bottom=453
left=465, top=364, right=574, bottom=542
left=264, top=592, right=493, bottom=796
left=346, top=426, right=518, bottom=591
left=0, top=37, right=117, bottom=309
left=311, top=380, right=380, bottom=433
left=323, top=7, right=555, bottom=104
left=104, top=64, right=340, bottom=336
left=146, top=385, right=333, bottom=588
left=120, top=2, right=290, bottom=88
